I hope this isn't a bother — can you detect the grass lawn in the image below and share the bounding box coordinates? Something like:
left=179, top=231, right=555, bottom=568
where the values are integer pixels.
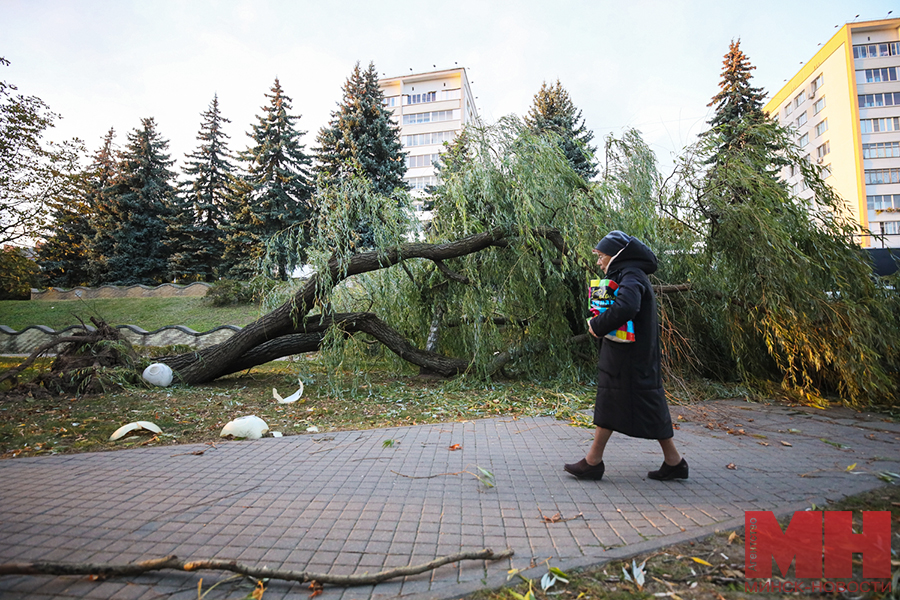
left=0, top=353, right=597, bottom=459
left=0, top=297, right=264, bottom=332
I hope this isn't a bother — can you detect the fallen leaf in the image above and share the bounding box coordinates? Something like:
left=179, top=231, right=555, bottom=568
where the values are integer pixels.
left=781, top=441, right=792, bottom=447
left=727, top=531, right=740, bottom=544
left=758, top=441, right=770, bottom=446
left=691, top=557, right=713, bottom=566
left=726, top=463, right=736, bottom=470
left=846, top=463, right=857, bottom=472
left=448, top=443, right=462, bottom=450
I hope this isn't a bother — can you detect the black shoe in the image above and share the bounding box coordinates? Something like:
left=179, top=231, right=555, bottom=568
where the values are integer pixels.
left=564, top=458, right=605, bottom=480
left=648, top=458, right=689, bottom=481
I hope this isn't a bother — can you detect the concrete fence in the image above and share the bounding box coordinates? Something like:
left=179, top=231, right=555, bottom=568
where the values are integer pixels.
left=0, top=323, right=240, bottom=354
left=31, top=282, right=211, bottom=301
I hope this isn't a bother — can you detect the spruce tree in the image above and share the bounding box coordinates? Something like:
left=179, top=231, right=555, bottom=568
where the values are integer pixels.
left=84, top=129, right=119, bottom=285
left=525, top=80, right=597, bottom=181
left=315, top=61, right=406, bottom=248
left=36, top=169, right=92, bottom=287
left=168, top=95, right=235, bottom=281
left=705, top=39, right=769, bottom=154
left=222, top=79, right=313, bottom=280
left=101, top=118, right=176, bottom=285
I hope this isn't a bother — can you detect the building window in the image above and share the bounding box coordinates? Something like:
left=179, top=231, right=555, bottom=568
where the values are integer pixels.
left=403, top=130, right=456, bottom=147
left=798, top=132, right=809, bottom=148
left=382, top=96, right=398, bottom=107
left=864, top=168, right=900, bottom=184
left=784, top=102, right=794, bottom=117
left=863, top=141, right=900, bottom=159
left=858, top=92, right=900, bottom=108
left=858, top=67, right=899, bottom=83
left=867, top=194, right=900, bottom=210
left=406, top=153, right=442, bottom=169
left=886, top=221, right=900, bottom=235
left=438, top=89, right=461, bottom=101
left=822, top=164, right=832, bottom=178
left=816, top=141, right=830, bottom=159
left=810, top=74, right=824, bottom=93
left=813, top=97, right=826, bottom=114
left=860, top=117, right=900, bottom=133
left=405, top=175, right=437, bottom=189
left=796, top=111, right=808, bottom=127
left=815, top=119, right=828, bottom=137
left=405, top=92, right=437, bottom=105
left=402, top=109, right=460, bottom=125
left=794, top=92, right=805, bottom=108
left=854, top=43, right=900, bottom=58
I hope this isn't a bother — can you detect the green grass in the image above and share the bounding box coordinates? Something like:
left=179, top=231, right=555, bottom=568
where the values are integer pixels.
left=0, top=297, right=264, bottom=332
left=0, top=354, right=595, bottom=458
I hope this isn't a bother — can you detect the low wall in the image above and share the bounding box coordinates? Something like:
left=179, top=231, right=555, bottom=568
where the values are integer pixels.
left=0, top=324, right=240, bottom=354
left=31, top=282, right=211, bottom=301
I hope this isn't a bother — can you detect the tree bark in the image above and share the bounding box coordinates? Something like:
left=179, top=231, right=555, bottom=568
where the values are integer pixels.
left=163, top=228, right=514, bottom=384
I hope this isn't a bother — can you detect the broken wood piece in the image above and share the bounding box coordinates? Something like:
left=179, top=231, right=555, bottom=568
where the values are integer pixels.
left=0, top=548, right=514, bottom=587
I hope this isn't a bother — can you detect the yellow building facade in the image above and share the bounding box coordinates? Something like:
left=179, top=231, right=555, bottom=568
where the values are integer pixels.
left=764, top=18, right=900, bottom=248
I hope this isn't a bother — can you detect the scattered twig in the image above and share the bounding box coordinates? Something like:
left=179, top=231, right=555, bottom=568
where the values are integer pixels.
left=0, top=548, right=515, bottom=586
left=538, top=510, right=584, bottom=523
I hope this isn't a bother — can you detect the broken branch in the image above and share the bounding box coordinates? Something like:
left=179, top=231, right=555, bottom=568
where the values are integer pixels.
left=0, top=548, right=514, bottom=586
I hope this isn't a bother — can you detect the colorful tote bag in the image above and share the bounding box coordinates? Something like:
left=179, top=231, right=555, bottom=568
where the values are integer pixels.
left=588, top=278, right=636, bottom=343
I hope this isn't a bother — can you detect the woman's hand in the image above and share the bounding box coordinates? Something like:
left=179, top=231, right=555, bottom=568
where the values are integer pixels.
left=587, top=318, right=599, bottom=338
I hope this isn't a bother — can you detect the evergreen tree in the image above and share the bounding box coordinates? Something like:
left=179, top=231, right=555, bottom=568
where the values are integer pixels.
left=101, top=118, right=176, bottom=285
left=168, top=95, right=235, bottom=281
left=705, top=39, right=769, bottom=154
left=84, top=129, right=119, bottom=284
left=524, top=80, right=597, bottom=181
left=315, top=61, right=406, bottom=248
left=222, top=79, right=313, bottom=280
left=36, top=168, right=92, bottom=287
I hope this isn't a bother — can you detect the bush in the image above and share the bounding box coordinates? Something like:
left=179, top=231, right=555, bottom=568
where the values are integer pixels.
left=204, top=279, right=259, bottom=307
left=0, top=247, right=40, bottom=300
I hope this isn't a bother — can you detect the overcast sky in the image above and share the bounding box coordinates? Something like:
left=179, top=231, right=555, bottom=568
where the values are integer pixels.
left=2, top=0, right=895, bottom=176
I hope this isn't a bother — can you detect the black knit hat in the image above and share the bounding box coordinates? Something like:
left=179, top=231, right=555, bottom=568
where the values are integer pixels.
left=594, top=230, right=631, bottom=256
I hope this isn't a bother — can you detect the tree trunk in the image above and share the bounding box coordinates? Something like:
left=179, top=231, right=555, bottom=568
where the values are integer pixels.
left=164, top=229, right=510, bottom=384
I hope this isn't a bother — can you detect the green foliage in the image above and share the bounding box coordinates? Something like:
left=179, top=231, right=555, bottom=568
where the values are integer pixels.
left=168, top=95, right=236, bottom=282
left=314, top=61, right=407, bottom=248
left=99, top=118, right=177, bottom=285
left=0, top=58, right=84, bottom=247
left=222, top=79, right=314, bottom=280
left=0, top=246, right=40, bottom=300
left=525, top=79, right=597, bottom=180
left=204, top=279, right=266, bottom=307
left=668, top=116, right=900, bottom=405
left=35, top=168, right=93, bottom=287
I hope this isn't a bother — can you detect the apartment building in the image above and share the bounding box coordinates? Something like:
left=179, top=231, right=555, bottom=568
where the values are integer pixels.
left=764, top=17, right=900, bottom=248
left=379, top=68, right=478, bottom=224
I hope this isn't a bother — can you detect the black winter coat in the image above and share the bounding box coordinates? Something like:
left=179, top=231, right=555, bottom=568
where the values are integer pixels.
left=588, top=238, right=674, bottom=440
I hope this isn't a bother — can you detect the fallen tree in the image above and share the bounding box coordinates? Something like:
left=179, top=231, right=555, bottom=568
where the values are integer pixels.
left=161, top=227, right=573, bottom=384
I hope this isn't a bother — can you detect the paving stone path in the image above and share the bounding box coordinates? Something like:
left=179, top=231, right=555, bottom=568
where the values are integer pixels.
left=0, top=400, right=897, bottom=599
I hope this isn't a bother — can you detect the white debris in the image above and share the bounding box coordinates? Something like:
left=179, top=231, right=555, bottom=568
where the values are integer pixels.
left=220, top=416, right=269, bottom=439
left=272, top=379, right=304, bottom=404
left=109, top=421, right=162, bottom=441
left=142, top=363, right=174, bottom=387
left=271, top=431, right=283, bottom=437
left=306, top=426, right=319, bottom=433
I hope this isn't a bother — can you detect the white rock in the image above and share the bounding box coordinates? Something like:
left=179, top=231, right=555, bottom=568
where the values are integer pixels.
left=220, top=416, right=269, bottom=439
left=109, top=420, right=162, bottom=441
left=142, top=363, right=174, bottom=387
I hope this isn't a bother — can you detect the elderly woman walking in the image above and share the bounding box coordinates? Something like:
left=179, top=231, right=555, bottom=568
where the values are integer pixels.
left=564, top=230, right=688, bottom=481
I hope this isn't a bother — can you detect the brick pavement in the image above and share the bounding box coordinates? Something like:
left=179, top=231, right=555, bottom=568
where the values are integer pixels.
left=0, top=400, right=897, bottom=599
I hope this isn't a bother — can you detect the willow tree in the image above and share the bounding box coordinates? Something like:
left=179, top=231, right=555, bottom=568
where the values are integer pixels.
left=667, top=116, right=900, bottom=406
left=161, top=119, right=668, bottom=384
